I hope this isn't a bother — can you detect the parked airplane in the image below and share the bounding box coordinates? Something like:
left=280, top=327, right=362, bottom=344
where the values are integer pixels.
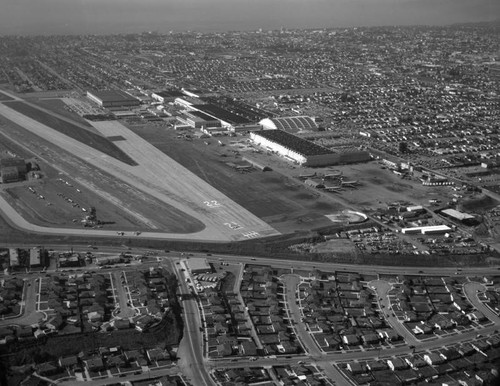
left=324, top=186, right=343, bottom=192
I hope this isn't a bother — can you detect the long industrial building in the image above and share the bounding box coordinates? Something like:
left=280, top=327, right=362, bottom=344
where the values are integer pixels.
left=86, top=90, right=140, bottom=108
left=250, top=130, right=370, bottom=167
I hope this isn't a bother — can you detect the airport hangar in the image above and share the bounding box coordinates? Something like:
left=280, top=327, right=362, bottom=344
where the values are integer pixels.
left=173, top=96, right=261, bottom=132
left=151, top=90, right=185, bottom=104
left=250, top=129, right=370, bottom=167
left=260, top=116, right=318, bottom=133
left=86, top=90, right=140, bottom=108
left=0, top=157, right=27, bottom=183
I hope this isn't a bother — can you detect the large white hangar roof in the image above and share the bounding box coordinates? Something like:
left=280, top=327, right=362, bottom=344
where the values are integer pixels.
left=260, top=116, right=318, bottom=133
left=253, top=129, right=333, bottom=157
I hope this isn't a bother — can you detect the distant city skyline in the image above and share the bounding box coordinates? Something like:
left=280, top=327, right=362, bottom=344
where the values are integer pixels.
left=0, top=0, right=499, bottom=35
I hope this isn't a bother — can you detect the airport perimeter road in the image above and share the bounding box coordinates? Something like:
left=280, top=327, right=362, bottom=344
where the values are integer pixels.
left=167, top=260, right=215, bottom=386
left=0, top=102, right=279, bottom=242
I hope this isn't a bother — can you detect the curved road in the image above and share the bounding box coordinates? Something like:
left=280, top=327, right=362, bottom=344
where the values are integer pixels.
left=369, top=279, right=419, bottom=346
left=464, top=281, right=500, bottom=324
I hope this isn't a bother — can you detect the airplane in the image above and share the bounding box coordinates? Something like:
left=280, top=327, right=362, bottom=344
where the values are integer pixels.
left=324, top=172, right=343, bottom=179
left=341, top=181, right=360, bottom=188
left=299, top=172, right=316, bottom=179
left=324, top=186, right=343, bottom=192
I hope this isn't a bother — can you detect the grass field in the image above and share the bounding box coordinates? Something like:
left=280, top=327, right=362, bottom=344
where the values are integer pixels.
left=0, top=92, right=14, bottom=101
left=27, top=97, right=93, bottom=128
left=2, top=101, right=137, bottom=166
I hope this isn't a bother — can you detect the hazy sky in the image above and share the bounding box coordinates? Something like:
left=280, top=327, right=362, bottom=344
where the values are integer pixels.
left=1, top=0, right=498, bottom=35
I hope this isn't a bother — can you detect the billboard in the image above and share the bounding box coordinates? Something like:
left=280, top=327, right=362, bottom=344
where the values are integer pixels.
left=29, top=248, right=41, bottom=266
left=9, top=248, right=19, bottom=267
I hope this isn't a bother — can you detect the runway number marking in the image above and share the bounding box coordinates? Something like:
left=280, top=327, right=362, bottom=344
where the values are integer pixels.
left=224, top=222, right=243, bottom=230
left=204, top=200, right=221, bottom=208
left=242, top=231, right=260, bottom=239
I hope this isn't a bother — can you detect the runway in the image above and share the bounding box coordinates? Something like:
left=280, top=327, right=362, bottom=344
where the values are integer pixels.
left=0, top=100, right=279, bottom=242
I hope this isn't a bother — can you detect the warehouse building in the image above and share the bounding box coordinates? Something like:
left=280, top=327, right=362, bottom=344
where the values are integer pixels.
left=151, top=90, right=184, bottom=104
left=192, top=103, right=251, bottom=127
left=441, top=208, right=478, bottom=226
left=0, top=157, right=27, bottom=183
left=183, top=110, right=221, bottom=129
left=260, top=116, right=318, bottom=133
left=250, top=130, right=369, bottom=167
left=401, top=225, right=452, bottom=235
left=86, top=90, right=140, bottom=108
left=187, top=258, right=212, bottom=275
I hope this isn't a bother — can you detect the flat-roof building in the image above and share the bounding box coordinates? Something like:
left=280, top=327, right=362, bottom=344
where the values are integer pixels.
left=86, top=90, right=140, bottom=108
left=441, top=208, right=477, bottom=225
left=192, top=104, right=252, bottom=127
left=250, top=130, right=369, bottom=167
left=151, top=90, right=184, bottom=103
left=187, top=258, right=212, bottom=274
left=401, top=225, right=451, bottom=235
left=184, top=110, right=221, bottom=129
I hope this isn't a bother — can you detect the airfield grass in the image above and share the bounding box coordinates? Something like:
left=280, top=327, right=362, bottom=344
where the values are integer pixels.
left=0, top=91, right=14, bottom=101
left=128, top=125, right=344, bottom=234
left=27, top=97, right=93, bottom=127
left=0, top=115, right=204, bottom=233
left=2, top=101, right=137, bottom=166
